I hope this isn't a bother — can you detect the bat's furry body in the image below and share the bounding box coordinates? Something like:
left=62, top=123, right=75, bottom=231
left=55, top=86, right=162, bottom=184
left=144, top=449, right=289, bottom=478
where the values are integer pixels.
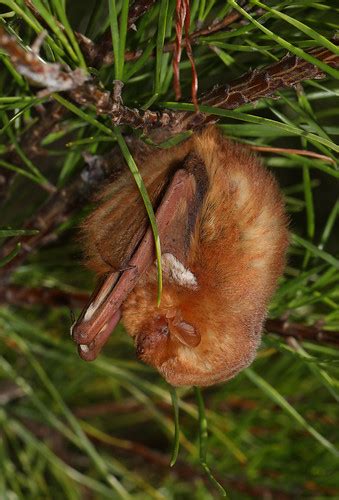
left=79, top=127, right=288, bottom=387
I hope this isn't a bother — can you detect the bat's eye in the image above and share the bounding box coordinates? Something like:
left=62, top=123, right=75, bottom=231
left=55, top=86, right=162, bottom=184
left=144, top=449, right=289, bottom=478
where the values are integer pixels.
left=153, top=315, right=170, bottom=337
left=159, top=324, right=169, bottom=336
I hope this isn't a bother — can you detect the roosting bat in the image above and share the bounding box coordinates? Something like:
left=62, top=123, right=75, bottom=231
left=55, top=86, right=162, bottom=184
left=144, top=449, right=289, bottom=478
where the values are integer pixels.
left=71, top=127, right=289, bottom=387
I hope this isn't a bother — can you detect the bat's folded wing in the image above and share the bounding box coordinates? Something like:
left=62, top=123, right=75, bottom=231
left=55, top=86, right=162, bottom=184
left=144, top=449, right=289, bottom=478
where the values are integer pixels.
left=71, top=166, right=199, bottom=361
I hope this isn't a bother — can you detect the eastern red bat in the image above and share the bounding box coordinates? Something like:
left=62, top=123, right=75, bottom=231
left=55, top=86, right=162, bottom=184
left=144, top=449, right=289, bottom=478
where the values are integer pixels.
left=71, top=127, right=289, bottom=387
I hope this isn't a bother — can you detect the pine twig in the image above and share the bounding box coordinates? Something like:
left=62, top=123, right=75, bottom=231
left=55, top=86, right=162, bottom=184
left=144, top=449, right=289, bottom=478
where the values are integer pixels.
left=19, top=102, right=67, bottom=157
left=0, top=29, right=88, bottom=93
left=191, top=11, right=242, bottom=38
left=67, top=42, right=339, bottom=137
left=265, top=319, right=339, bottom=347
left=127, top=0, right=157, bottom=29
left=76, top=0, right=157, bottom=66
left=0, top=284, right=88, bottom=309
left=91, top=8, right=243, bottom=67
left=1, top=27, right=338, bottom=136
left=174, top=44, right=339, bottom=131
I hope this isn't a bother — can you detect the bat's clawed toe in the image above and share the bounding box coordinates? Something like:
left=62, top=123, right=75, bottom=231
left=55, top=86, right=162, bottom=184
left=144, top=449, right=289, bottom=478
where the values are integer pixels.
left=78, top=342, right=97, bottom=361
left=77, top=336, right=106, bottom=361
left=72, top=307, right=122, bottom=361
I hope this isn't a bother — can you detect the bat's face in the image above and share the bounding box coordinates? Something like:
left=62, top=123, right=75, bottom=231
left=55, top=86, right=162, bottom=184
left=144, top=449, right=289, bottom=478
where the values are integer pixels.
left=72, top=127, right=289, bottom=387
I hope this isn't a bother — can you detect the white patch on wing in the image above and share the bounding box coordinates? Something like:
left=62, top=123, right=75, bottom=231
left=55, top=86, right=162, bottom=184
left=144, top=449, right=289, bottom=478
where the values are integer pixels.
left=83, top=277, right=115, bottom=321
left=161, top=253, right=198, bottom=289
left=70, top=321, right=76, bottom=337
left=83, top=302, right=98, bottom=322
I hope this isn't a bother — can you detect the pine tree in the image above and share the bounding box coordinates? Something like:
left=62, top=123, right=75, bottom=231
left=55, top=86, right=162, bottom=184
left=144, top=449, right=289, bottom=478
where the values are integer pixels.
left=0, top=1, right=338, bottom=497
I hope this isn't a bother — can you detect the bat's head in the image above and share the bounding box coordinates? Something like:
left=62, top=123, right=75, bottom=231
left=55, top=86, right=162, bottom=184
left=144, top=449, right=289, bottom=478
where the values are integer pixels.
left=134, top=313, right=199, bottom=366
left=74, top=128, right=288, bottom=386
left=122, top=253, right=260, bottom=387
left=121, top=253, right=207, bottom=384
left=122, top=280, right=261, bottom=387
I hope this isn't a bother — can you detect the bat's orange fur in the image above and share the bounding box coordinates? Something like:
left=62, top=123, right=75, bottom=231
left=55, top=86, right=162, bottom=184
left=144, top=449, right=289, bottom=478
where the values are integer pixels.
left=82, top=127, right=289, bottom=387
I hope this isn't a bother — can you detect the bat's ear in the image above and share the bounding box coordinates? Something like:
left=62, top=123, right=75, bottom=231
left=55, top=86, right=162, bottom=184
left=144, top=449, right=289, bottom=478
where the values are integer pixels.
left=170, top=318, right=201, bottom=347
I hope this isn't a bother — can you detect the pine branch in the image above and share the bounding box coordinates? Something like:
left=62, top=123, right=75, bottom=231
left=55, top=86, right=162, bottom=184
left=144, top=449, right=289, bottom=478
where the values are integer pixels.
left=127, top=0, right=157, bottom=28
left=173, top=44, right=339, bottom=131
left=1, top=27, right=338, bottom=135
left=265, top=319, right=339, bottom=347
